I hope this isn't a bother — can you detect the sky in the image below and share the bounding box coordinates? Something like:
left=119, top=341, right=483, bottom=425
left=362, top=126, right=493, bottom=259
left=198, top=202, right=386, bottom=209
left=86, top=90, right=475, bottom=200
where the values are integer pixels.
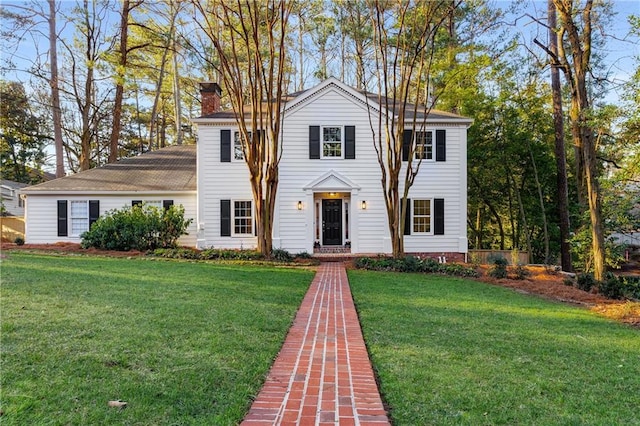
left=1, top=0, right=638, bottom=102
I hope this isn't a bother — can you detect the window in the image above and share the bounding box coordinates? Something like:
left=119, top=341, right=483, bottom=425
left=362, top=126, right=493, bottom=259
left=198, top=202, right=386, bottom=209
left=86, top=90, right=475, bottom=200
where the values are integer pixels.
left=70, top=200, right=89, bottom=236
left=413, top=199, right=432, bottom=233
left=132, top=200, right=162, bottom=209
left=234, top=131, right=251, bottom=161
left=415, top=131, right=433, bottom=160
left=322, top=126, right=342, bottom=158
left=233, top=200, right=253, bottom=235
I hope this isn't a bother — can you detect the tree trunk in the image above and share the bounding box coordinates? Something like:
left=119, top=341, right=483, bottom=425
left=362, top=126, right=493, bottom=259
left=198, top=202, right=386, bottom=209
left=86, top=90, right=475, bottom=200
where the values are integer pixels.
left=108, top=0, right=131, bottom=163
left=172, top=37, right=183, bottom=145
left=149, top=10, right=176, bottom=151
left=554, top=0, right=605, bottom=280
left=48, top=0, right=65, bottom=177
left=549, top=0, right=573, bottom=271
left=528, top=140, right=550, bottom=263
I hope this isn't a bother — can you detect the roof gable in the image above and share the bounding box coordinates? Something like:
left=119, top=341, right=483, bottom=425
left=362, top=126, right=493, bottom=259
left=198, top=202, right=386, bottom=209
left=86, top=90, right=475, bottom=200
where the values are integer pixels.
left=303, top=170, right=361, bottom=192
left=284, top=77, right=382, bottom=117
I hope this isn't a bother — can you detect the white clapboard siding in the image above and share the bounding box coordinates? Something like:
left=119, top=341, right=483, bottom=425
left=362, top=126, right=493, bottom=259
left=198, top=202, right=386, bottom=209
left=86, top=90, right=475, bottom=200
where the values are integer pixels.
left=25, top=193, right=197, bottom=246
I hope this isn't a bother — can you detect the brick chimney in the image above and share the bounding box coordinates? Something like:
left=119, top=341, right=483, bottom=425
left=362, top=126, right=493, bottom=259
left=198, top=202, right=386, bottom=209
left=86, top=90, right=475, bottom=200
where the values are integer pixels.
left=200, top=82, right=222, bottom=116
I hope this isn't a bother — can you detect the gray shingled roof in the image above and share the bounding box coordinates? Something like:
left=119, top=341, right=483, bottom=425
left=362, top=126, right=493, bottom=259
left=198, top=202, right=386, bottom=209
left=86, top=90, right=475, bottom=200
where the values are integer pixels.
left=23, top=145, right=196, bottom=193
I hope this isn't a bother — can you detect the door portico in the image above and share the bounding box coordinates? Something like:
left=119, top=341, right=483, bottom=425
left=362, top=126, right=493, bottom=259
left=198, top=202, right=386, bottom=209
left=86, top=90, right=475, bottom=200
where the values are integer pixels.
left=303, top=170, right=361, bottom=252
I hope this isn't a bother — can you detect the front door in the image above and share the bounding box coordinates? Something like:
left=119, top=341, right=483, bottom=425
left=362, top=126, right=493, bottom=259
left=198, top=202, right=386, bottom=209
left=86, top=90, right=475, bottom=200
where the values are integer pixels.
left=322, top=199, right=342, bottom=246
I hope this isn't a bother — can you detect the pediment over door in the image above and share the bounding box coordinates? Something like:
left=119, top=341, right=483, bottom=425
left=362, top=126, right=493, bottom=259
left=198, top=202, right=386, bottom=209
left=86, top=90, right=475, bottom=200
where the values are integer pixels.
left=303, top=170, right=361, bottom=193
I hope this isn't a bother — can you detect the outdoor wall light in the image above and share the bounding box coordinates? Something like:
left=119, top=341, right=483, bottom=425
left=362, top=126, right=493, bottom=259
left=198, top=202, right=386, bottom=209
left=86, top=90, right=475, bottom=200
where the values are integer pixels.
left=297, top=201, right=303, bottom=210
left=361, top=200, right=367, bottom=210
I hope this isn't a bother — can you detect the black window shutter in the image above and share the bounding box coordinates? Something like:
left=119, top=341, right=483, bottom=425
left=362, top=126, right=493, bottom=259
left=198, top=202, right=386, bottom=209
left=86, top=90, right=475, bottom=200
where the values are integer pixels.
left=402, top=130, right=412, bottom=161
left=309, top=126, right=320, bottom=159
left=132, top=200, right=142, bottom=207
left=220, top=200, right=231, bottom=236
left=434, top=198, right=445, bottom=235
left=57, top=200, right=68, bottom=237
left=436, top=129, right=446, bottom=162
left=345, top=125, right=356, bottom=159
left=403, top=198, right=411, bottom=235
left=221, top=129, right=231, bottom=162
left=163, top=200, right=174, bottom=210
left=89, top=200, right=100, bottom=228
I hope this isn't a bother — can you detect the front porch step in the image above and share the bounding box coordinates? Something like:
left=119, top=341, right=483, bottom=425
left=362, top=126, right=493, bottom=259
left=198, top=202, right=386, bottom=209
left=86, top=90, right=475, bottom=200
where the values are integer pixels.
left=314, top=246, right=351, bottom=254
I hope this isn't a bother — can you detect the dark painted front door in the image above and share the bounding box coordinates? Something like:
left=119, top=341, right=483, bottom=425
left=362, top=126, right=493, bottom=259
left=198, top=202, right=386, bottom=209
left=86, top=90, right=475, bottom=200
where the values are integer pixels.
left=322, top=199, right=342, bottom=246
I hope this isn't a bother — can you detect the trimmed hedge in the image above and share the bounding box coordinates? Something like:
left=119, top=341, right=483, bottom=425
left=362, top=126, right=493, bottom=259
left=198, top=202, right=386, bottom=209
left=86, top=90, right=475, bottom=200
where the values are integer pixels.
left=147, top=247, right=316, bottom=263
left=354, top=256, right=479, bottom=278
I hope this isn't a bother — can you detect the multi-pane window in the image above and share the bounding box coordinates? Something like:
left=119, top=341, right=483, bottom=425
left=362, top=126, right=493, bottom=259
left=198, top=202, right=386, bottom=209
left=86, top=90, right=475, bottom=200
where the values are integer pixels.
left=413, top=199, right=432, bottom=233
left=70, top=200, right=89, bottom=236
left=415, top=131, right=433, bottom=160
left=234, top=200, right=253, bottom=235
left=234, top=131, right=251, bottom=161
left=322, top=126, right=342, bottom=158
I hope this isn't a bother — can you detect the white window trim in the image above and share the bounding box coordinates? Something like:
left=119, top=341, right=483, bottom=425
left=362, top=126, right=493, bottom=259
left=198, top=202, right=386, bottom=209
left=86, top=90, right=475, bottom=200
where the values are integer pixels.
left=70, top=200, right=89, bottom=237
left=414, top=130, right=434, bottom=161
left=412, top=198, right=433, bottom=235
left=233, top=130, right=251, bottom=162
left=321, top=125, right=344, bottom=159
left=232, top=199, right=253, bottom=237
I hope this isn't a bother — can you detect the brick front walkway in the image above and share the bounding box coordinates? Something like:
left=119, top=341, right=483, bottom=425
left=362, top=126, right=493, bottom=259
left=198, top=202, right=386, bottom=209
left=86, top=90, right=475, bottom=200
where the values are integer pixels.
left=241, top=262, right=390, bottom=426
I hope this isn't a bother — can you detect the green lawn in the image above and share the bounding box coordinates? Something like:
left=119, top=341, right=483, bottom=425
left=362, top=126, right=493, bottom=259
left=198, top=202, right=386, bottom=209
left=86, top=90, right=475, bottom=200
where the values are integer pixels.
left=349, top=270, right=640, bottom=426
left=1, top=253, right=313, bottom=425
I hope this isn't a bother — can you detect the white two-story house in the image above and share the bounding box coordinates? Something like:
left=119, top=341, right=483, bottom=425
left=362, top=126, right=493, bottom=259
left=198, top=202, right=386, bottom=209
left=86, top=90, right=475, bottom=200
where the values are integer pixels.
left=21, top=78, right=471, bottom=259
left=194, top=78, right=471, bottom=259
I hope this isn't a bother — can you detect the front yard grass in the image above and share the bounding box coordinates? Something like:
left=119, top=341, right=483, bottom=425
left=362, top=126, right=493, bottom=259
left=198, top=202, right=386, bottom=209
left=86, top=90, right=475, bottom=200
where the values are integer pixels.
left=349, top=270, right=640, bottom=426
left=1, top=253, right=313, bottom=425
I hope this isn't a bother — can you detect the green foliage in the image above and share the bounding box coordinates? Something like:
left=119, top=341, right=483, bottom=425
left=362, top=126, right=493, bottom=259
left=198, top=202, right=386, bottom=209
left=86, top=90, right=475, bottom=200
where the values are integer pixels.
left=354, top=256, right=478, bottom=278
left=14, top=236, right=24, bottom=245
left=150, top=247, right=264, bottom=261
left=295, top=251, right=312, bottom=259
left=488, top=255, right=508, bottom=279
left=598, top=273, right=640, bottom=300
left=81, top=204, right=192, bottom=251
left=0, top=80, right=47, bottom=184
left=271, top=248, right=293, bottom=262
left=570, top=207, right=630, bottom=274
left=576, top=273, right=596, bottom=292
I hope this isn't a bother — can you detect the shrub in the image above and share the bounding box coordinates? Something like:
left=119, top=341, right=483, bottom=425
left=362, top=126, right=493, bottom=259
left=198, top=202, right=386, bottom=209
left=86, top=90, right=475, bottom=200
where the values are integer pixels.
left=148, top=247, right=263, bottom=261
left=271, top=248, right=293, bottom=262
left=14, top=237, right=24, bottom=246
left=354, top=256, right=478, bottom=278
left=488, top=256, right=508, bottom=279
left=82, top=204, right=192, bottom=251
left=295, top=251, right=312, bottom=259
left=598, top=274, right=640, bottom=300
left=576, top=273, right=596, bottom=292
left=598, top=273, right=624, bottom=300
left=513, top=265, right=530, bottom=280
